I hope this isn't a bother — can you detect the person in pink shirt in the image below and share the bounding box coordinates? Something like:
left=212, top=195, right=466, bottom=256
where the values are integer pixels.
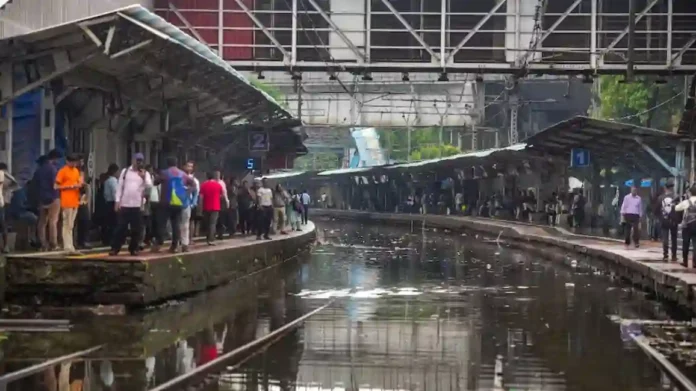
left=110, top=153, right=152, bottom=256
left=199, top=171, right=224, bottom=245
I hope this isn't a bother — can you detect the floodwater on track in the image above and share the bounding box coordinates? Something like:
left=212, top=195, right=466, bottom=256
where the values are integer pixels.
left=0, top=218, right=685, bottom=390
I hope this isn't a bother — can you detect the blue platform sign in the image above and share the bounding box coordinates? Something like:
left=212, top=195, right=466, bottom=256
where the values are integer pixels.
left=246, top=158, right=256, bottom=170
left=570, top=148, right=590, bottom=168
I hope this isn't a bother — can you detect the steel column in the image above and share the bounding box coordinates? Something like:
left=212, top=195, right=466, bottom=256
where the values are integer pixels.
left=590, top=0, right=598, bottom=70
left=218, top=0, right=224, bottom=55
left=509, top=92, right=519, bottom=145
left=667, top=0, right=673, bottom=67
left=440, top=0, right=447, bottom=69
left=291, top=0, right=298, bottom=66
left=365, top=0, right=371, bottom=62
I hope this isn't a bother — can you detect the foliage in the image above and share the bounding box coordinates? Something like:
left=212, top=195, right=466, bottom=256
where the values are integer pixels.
left=593, top=75, right=684, bottom=131
left=410, top=144, right=461, bottom=161
left=378, top=127, right=462, bottom=162
left=294, top=152, right=341, bottom=170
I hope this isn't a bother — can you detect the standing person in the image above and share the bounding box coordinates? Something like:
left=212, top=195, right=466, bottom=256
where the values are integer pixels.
left=55, top=153, right=84, bottom=253
left=676, top=186, right=696, bottom=268
left=214, top=171, right=229, bottom=239
left=101, top=164, right=119, bottom=245
left=300, top=189, right=311, bottom=225
left=199, top=172, right=224, bottom=245
left=273, top=184, right=289, bottom=235
left=109, top=153, right=152, bottom=256
left=156, top=157, right=194, bottom=253
left=144, top=165, right=161, bottom=248
left=37, top=149, right=62, bottom=251
left=620, top=186, right=643, bottom=249
left=288, top=190, right=302, bottom=231
left=227, top=178, right=238, bottom=236
left=237, top=180, right=252, bottom=235
left=180, top=161, right=199, bottom=252
left=256, top=178, right=273, bottom=240
left=545, top=192, right=559, bottom=226
left=657, top=183, right=679, bottom=262
left=76, top=156, right=92, bottom=250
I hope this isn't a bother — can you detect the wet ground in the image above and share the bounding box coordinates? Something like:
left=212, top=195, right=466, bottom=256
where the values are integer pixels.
left=0, top=218, right=690, bottom=390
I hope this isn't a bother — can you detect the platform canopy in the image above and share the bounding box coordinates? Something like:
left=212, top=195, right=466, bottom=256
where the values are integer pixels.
left=0, top=5, right=294, bottom=132
left=524, top=116, right=687, bottom=176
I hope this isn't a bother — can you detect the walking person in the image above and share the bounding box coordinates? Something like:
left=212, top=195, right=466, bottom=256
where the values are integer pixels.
left=101, top=164, right=119, bottom=245
left=300, top=189, right=311, bottom=224
left=180, top=161, right=199, bottom=253
left=55, top=153, right=84, bottom=254
left=144, top=165, right=162, bottom=248
left=156, top=157, right=195, bottom=253
left=37, top=149, right=62, bottom=251
left=676, top=186, right=696, bottom=268
left=273, top=184, right=289, bottom=235
left=109, top=153, right=152, bottom=256
left=199, top=172, right=224, bottom=245
left=256, top=178, right=273, bottom=240
left=657, top=182, right=679, bottom=262
left=620, top=186, right=643, bottom=249
left=237, top=180, right=252, bottom=235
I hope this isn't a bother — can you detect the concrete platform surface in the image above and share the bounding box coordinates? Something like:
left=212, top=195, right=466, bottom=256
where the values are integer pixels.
left=2, top=222, right=316, bottom=306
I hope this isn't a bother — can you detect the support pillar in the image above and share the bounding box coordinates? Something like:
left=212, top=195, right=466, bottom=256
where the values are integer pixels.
left=676, top=142, right=686, bottom=195
left=0, top=63, right=13, bottom=172
left=40, top=87, right=56, bottom=155
left=508, top=88, right=519, bottom=145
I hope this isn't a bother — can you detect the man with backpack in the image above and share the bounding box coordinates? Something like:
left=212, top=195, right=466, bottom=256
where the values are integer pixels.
left=657, top=182, right=679, bottom=262
left=676, top=186, right=696, bottom=268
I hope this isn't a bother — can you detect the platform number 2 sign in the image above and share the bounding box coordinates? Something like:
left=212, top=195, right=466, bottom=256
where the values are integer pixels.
left=248, top=131, right=270, bottom=152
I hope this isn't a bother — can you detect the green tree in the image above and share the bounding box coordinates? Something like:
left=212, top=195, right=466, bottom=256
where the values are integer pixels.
left=378, top=127, right=463, bottom=162
left=593, top=75, right=684, bottom=131
left=410, top=144, right=461, bottom=161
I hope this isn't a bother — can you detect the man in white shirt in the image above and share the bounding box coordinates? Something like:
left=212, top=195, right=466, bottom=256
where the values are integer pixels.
left=109, top=153, right=152, bottom=256
left=256, top=178, right=273, bottom=240
left=300, top=190, right=311, bottom=224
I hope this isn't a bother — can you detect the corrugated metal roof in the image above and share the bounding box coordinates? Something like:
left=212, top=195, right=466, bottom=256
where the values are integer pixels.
left=256, top=170, right=307, bottom=180
left=0, top=4, right=294, bottom=121
left=317, top=167, right=374, bottom=176
left=387, top=144, right=528, bottom=169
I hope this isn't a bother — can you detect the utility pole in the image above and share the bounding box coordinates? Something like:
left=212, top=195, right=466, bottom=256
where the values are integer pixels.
left=626, top=0, right=636, bottom=81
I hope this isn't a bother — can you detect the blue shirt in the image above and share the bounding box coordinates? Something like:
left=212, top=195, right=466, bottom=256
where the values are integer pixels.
left=36, top=162, right=58, bottom=205
left=103, top=176, right=118, bottom=202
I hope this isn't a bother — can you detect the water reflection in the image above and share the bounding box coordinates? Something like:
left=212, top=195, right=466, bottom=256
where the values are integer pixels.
left=0, top=220, right=683, bottom=390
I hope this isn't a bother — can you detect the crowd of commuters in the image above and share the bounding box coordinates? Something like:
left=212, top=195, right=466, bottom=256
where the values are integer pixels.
left=0, top=150, right=313, bottom=256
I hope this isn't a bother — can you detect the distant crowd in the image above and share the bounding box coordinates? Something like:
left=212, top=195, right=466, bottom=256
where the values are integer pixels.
left=0, top=150, right=313, bottom=255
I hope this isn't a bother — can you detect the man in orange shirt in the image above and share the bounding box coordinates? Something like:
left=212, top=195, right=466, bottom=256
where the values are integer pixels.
left=55, top=154, right=83, bottom=253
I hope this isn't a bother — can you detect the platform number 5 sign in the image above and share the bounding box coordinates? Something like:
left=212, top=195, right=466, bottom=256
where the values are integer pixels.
left=248, top=131, right=269, bottom=152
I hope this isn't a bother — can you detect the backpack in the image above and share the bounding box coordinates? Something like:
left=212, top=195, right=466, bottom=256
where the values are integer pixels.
left=166, top=170, right=189, bottom=208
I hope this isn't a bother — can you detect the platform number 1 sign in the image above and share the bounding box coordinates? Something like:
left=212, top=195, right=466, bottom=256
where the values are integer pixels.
left=248, top=131, right=269, bottom=152
left=570, top=148, right=590, bottom=168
